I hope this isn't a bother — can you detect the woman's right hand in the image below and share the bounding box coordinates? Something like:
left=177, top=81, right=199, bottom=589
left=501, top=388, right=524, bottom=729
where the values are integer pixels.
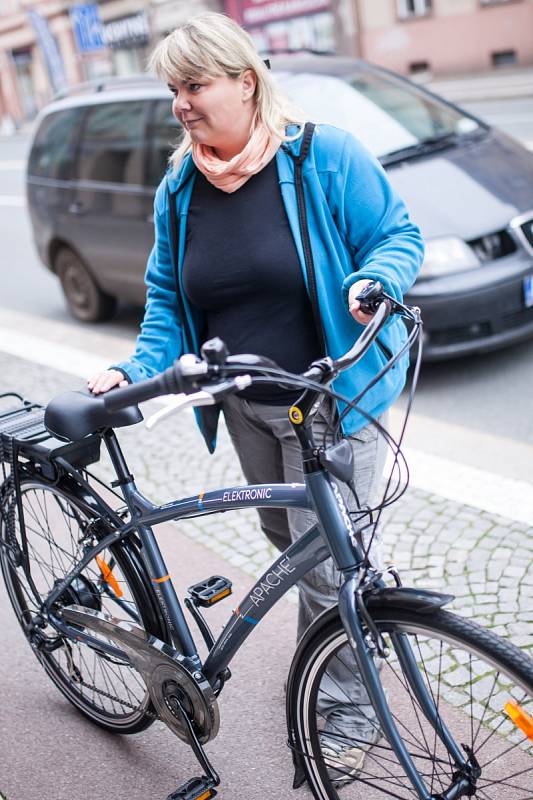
left=88, top=369, right=128, bottom=395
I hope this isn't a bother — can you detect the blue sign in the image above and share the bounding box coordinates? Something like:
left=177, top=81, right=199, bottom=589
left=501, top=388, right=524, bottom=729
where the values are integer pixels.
left=27, top=9, right=68, bottom=94
left=70, top=4, right=105, bottom=53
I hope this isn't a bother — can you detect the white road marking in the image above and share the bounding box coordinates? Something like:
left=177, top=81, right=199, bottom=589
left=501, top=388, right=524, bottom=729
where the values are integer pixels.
left=0, top=160, right=25, bottom=170
left=385, top=448, right=533, bottom=527
left=0, top=325, right=531, bottom=526
left=0, top=325, right=178, bottom=410
left=0, top=325, right=111, bottom=379
left=0, top=195, right=25, bottom=207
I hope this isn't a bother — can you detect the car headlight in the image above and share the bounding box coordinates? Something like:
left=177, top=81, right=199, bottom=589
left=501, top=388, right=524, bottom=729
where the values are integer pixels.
left=421, top=237, right=480, bottom=278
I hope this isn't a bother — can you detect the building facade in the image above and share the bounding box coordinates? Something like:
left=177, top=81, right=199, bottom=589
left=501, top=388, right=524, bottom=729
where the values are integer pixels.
left=357, top=0, right=533, bottom=77
left=0, top=0, right=531, bottom=130
left=0, top=0, right=219, bottom=130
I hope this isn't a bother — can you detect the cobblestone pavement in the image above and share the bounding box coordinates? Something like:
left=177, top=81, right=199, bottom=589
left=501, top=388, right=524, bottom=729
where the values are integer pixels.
left=0, top=351, right=531, bottom=655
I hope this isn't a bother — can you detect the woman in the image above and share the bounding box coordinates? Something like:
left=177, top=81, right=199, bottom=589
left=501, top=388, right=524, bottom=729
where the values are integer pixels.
left=89, top=11, right=424, bottom=783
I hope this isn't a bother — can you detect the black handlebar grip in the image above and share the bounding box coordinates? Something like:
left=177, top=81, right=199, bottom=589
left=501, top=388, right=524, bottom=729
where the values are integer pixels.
left=103, top=363, right=184, bottom=413
left=355, top=280, right=384, bottom=314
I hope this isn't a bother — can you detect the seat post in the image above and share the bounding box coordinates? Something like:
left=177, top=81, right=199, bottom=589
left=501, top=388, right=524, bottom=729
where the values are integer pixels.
left=102, top=429, right=135, bottom=490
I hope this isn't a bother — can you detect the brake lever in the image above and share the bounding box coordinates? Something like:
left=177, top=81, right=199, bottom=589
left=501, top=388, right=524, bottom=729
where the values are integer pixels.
left=145, top=392, right=215, bottom=430
left=144, top=376, right=252, bottom=430
left=355, top=280, right=411, bottom=319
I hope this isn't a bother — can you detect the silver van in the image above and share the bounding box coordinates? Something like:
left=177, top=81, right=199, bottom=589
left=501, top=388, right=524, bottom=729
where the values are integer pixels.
left=27, top=56, right=533, bottom=359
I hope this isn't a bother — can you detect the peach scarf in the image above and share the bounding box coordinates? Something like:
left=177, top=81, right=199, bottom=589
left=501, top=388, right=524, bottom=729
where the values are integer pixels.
left=191, top=124, right=281, bottom=193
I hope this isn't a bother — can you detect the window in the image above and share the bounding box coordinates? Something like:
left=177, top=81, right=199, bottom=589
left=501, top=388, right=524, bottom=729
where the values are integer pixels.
left=146, top=100, right=183, bottom=186
left=409, top=60, right=431, bottom=76
left=76, top=101, right=147, bottom=185
left=275, top=69, right=480, bottom=161
left=397, top=0, right=432, bottom=19
left=491, top=49, right=517, bottom=66
left=28, top=109, right=83, bottom=179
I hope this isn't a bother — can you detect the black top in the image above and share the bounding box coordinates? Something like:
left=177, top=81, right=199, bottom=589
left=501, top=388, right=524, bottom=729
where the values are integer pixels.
left=182, top=159, right=321, bottom=403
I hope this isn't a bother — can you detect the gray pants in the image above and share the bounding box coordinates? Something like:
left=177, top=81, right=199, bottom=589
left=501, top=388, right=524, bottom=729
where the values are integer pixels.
left=222, top=394, right=387, bottom=742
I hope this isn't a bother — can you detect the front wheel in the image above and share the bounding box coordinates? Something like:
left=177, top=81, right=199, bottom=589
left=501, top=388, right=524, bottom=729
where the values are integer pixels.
left=288, top=606, right=533, bottom=799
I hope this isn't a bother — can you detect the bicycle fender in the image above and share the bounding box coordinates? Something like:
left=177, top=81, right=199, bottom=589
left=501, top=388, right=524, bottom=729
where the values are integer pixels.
left=366, top=586, right=454, bottom=614
left=289, top=585, right=454, bottom=689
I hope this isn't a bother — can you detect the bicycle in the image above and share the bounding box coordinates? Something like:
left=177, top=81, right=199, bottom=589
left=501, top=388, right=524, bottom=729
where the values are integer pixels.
left=0, top=283, right=531, bottom=800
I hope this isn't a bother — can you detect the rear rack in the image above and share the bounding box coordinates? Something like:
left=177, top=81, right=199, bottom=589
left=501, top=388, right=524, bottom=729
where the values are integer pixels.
left=0, top=393, right=101, bottom=475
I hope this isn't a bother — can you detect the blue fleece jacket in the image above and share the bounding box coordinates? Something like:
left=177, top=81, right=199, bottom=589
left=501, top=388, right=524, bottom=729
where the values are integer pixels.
left=114, top=124, right=424, bottom=451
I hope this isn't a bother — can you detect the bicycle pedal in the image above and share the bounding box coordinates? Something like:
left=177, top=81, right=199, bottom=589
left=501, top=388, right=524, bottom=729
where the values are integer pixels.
left=188, top=576, right=232, bottom=607
left=167, top=776, right=217, bottom=800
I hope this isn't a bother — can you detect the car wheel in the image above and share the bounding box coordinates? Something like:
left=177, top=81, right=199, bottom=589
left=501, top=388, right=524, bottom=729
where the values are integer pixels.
left=55, top=247, right=117, bottom=322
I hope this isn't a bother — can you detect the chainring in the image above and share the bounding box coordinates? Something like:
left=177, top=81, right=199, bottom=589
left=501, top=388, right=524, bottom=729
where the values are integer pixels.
left=60, top=604, right=220, bottom=743
left=150, top=661, right=217, bottom=742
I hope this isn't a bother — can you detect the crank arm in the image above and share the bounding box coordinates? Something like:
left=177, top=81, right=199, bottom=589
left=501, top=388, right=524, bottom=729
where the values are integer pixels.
left=174, top=694, right=220, bottom=786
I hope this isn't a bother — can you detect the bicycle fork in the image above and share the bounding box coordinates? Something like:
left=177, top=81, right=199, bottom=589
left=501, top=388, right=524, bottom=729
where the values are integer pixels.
left=338, top=575, right=476, bottom=800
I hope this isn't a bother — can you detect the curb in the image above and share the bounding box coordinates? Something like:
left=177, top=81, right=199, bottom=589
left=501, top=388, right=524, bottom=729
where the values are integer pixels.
left=429, top=86, right=533, bottom=103
left=427, top=71, right=533, bottom=104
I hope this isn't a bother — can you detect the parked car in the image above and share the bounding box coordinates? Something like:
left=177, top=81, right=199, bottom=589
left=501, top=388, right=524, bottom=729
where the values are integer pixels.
left=26, top=55, right=533, bottom=359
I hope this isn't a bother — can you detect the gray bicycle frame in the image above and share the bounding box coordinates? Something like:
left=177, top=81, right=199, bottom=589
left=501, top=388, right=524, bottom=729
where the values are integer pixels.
left=43, top=431, right=466, bottom=799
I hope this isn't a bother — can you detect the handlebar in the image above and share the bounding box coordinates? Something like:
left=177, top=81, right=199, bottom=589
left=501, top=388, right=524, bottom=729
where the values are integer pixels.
left=103, top=282, right=412, bottom=416
left=333, top=299, right=391, bottom=372
left=104, top=354, right=208, bottom=413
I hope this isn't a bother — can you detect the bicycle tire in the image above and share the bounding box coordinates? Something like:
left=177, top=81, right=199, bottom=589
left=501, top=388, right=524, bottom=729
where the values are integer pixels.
left=288, top=604, right=533, bottom=800
left=0, top=477, right=170, bottom=734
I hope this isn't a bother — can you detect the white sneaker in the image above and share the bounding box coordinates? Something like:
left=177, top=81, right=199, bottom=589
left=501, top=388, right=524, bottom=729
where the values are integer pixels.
left=320, top=736, right=366, bottom=785
left=320, top=726, right=382, bottom=786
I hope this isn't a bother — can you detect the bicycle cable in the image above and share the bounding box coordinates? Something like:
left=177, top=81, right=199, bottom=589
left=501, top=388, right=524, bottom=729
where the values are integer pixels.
left=220, top=308, right=423, bottom=576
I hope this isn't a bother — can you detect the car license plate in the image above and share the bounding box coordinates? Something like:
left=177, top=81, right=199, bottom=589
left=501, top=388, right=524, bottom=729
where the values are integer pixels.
left=525, top=275, right=533, bottom=308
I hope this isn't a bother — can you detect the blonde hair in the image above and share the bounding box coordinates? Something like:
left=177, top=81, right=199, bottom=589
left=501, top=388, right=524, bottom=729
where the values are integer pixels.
left=148, top=12, right=306, bottom=170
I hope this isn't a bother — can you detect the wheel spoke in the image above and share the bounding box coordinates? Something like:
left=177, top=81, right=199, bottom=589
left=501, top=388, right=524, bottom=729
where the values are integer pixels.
left=293, top=610, right=533, bottom=800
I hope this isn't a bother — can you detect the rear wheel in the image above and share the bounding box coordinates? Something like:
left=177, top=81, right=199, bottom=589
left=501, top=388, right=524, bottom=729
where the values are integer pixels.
left=0, top=479, right=168, bottom=733
left=289, top=606, right=533, bottom=799
left=55, top=246, right=117, bottom=322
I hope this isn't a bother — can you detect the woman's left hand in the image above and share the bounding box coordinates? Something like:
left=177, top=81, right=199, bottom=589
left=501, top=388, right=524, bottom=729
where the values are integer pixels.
left=348, top=279, right=375, bottom=325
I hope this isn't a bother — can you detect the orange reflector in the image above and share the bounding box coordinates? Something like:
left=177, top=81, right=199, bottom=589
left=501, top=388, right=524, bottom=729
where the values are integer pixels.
left=95, top=556, right=123, bottom=598
left=207, top=587, right=231, bottom=604
left=505, top=700, right=533, bottom=742
left=195, top=791, right=213, bottom=800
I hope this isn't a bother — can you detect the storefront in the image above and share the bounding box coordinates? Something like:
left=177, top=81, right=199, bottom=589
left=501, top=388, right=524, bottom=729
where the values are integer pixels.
left=70, top=3, right=153, bottom=80
left=10, top=47, right=39, bottom=118
left=150, top=0, right=221, bottom=40
left=103, top=10, right=150, bottom=75
left=0, top=4, right=79, bottom=126
left=224, top=0, right=338, bottom=54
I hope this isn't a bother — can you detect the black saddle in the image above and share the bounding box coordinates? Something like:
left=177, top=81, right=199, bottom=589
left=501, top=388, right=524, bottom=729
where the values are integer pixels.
left=45, top=390, right=143, bottom=442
